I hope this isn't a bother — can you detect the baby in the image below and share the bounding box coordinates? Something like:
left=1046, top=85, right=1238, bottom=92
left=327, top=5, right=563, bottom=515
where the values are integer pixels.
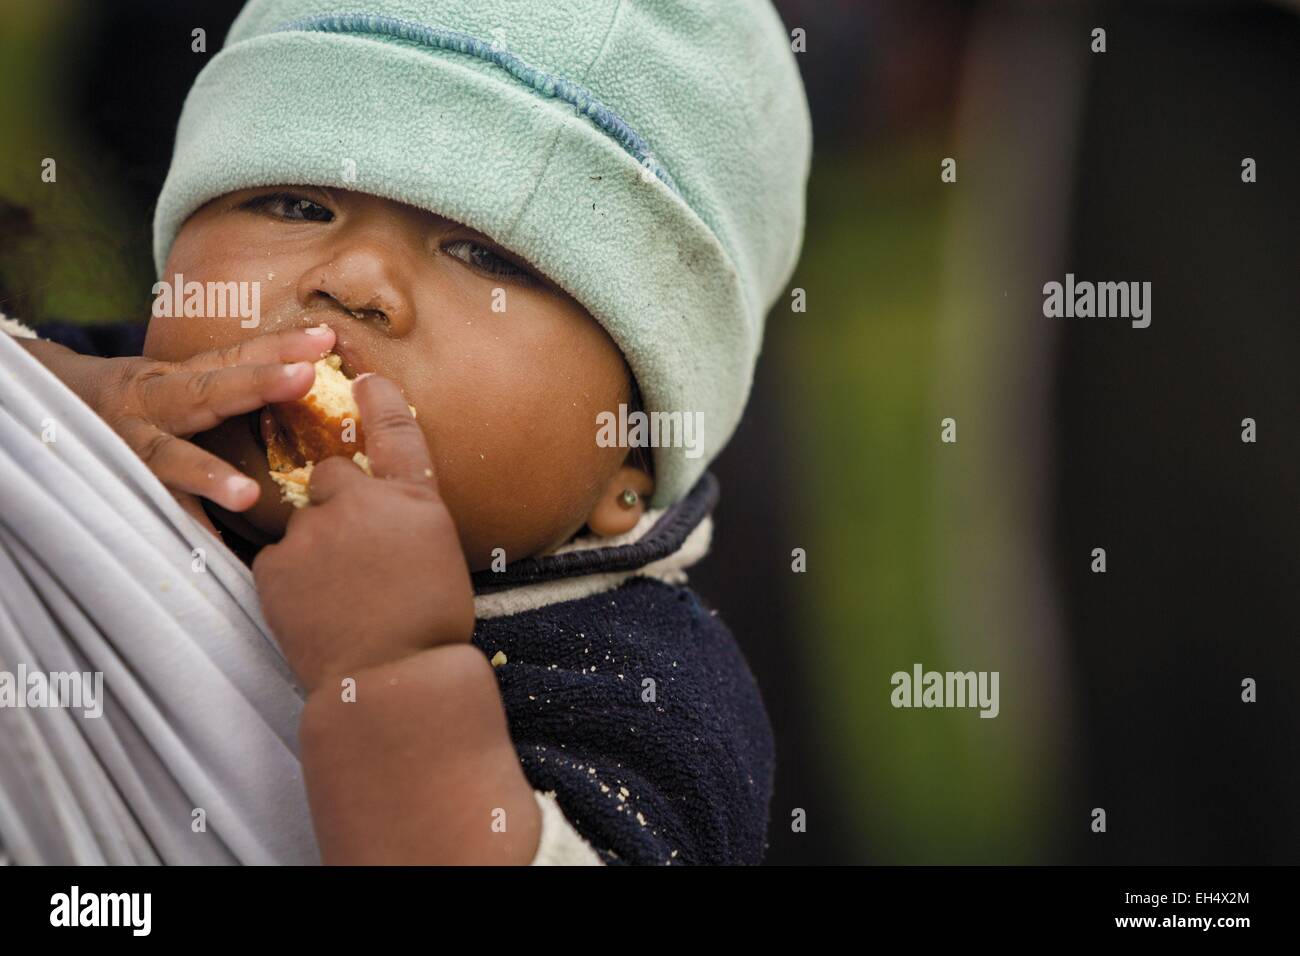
left=7, top=0, right=809, bottom=864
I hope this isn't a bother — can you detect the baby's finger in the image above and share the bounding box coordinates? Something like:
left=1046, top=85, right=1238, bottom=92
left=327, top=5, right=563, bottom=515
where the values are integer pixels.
left=180, top=324, right=336, bottom=373
left=139, top=361, right=316, bottom=435
left=352, top=374, right=436, bottom=488
left=118, top=417, right=261, bottom=511
left=174, top=490, right=223, bottom=540
left=303, top=455, right=368, bottom=506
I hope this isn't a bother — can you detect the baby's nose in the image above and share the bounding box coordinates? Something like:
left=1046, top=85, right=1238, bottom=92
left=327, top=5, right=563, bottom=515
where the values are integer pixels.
left=297, top=251, right=415, bottom=337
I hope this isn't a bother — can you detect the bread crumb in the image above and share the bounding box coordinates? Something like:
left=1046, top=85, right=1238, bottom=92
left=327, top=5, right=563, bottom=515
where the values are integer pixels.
left=490, top=651, right=508, bottom=668
left=270, top=462, right=313, bottom=508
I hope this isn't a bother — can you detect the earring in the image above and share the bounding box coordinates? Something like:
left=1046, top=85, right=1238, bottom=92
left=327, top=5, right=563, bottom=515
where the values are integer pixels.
left=618, top=488, right=639, bottom=508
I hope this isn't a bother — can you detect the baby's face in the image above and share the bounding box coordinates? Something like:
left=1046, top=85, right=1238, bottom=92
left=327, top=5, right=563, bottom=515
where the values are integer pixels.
left=145, top=186, right=635, bottom=570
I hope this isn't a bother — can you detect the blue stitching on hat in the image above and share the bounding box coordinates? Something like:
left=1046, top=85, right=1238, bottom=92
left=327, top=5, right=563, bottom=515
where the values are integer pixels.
left=273, top=12, right=680, bottom=195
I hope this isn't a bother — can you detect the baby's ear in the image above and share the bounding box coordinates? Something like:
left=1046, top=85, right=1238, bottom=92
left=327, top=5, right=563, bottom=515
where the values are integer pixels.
left=585, top=462, right=655, bottom=537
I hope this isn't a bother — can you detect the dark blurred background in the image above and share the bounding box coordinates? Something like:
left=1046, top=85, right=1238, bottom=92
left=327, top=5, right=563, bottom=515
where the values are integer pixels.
left=1, top=0, right=1296, bottom=864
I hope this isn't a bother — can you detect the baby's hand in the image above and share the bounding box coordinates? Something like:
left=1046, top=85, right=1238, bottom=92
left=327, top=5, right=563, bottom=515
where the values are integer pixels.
left=251, top=374, right=474, bottom=694
left=20, top=326, right=336, bottom=533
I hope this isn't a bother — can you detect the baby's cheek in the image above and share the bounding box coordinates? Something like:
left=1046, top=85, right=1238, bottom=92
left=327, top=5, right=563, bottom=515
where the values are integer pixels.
left=147, top=217, right=301, bottom=362
left=143, top=314, right=219, bottom=363
left=430, top=420, right=612, bottom=570
left=142, top=297, right=267, bottom=364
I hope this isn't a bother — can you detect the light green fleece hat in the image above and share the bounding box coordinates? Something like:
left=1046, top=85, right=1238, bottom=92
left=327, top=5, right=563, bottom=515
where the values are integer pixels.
left=153, top=0, right=812, bottom=506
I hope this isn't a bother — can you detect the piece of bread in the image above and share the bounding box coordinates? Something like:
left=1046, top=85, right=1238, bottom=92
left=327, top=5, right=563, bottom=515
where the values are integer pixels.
left=269, top=454, right=374, bottom=508
left=267, top=354, right=369, bottom=507
left=267, top=354, right=362, bottom=468
left=265, top=353, right=415, bottom=507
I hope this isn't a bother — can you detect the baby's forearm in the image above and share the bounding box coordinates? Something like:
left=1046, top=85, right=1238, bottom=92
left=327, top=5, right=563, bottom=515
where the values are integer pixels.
left=298, top=643, right=541, bottom=864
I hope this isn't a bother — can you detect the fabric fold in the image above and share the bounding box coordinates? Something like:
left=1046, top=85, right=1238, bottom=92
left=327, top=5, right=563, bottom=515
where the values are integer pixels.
left=0, top=329, right=318, bottom=864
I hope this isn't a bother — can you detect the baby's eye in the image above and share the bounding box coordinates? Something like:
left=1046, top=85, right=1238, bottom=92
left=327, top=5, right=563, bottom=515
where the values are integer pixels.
left=443, top=239, right=536, bottom=284
left=240, top=191, right=334, bottom=222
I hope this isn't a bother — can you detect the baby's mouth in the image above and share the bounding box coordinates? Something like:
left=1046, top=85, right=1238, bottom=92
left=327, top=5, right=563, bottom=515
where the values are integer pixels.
left=256, top=407, right=278, bottom=454
left=329, top=340, right=364, bottom=381
left=334, top=353, right=361, bottom=380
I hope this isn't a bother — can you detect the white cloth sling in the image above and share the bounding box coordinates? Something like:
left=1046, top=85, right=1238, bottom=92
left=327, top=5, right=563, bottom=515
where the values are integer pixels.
left=0, top=327, right=319, bottom=864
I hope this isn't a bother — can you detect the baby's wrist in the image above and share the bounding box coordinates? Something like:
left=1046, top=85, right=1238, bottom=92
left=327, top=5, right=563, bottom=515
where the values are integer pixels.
left=297, top=643, right=532, bottom=864
left=300, top=640, right=482, bottom=707
left=295, top=624, right=472, bottom=696
left=299, top=644, right=511, bottom=781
